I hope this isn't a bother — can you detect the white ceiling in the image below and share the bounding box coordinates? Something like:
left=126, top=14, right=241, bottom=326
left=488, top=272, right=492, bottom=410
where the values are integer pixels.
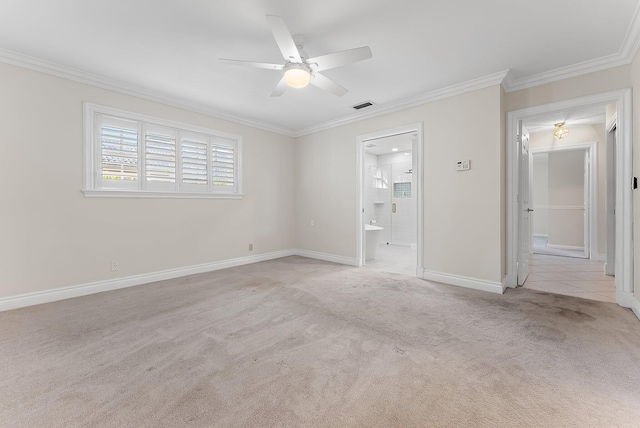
left=523, top=104, right=607, bottom=132
left=365, top=134, right=414, bottom=156
left=1, top=0, right=638, bottom=135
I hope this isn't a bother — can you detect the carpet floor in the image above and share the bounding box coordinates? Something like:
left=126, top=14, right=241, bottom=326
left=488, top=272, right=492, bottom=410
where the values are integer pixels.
left=1, top=256, right=639, bottom=427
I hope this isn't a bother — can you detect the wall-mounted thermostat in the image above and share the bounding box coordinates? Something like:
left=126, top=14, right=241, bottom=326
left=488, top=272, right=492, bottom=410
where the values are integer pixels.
left=456, top=160, right=470, bottom=171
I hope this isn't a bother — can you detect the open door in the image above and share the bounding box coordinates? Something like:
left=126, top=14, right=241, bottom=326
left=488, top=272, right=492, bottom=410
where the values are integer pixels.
left=518, top=121, right=531, bottom=285
left=605, top=125, right=616, bottom=276
left=583, top=150, right=591, bottom=258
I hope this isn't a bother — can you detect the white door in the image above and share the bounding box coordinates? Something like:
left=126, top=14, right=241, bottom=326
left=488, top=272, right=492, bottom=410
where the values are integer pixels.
left=583, top=150, right=590, bottom=258
left=605, top=126, right=616, bottom=276
left=518, top=121, right=531, bottom=285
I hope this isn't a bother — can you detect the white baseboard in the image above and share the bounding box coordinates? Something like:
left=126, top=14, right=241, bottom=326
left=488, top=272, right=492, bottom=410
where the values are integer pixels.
left=421, top=269, right=505, bottom=294
left=532, top=234, right=548, bottom=238
left=294, top=249, right=359, bottom=267
left=503, top=274, right=517, bottom=289
left=0, top=250, right=296, bottom=312
left=630, top=297, right=640, bottom=321
left=591, top=253, right=606, bottom=262
left=0, top=249, right=363, bottom=312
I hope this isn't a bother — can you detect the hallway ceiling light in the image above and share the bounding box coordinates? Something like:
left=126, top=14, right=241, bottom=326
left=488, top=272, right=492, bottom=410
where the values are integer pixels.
left=392, top=148, right=398, bottom=152
left=553, top=122, right=569, bottom=139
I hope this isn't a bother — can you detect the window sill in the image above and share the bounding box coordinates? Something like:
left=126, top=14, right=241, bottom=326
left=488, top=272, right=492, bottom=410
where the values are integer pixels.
left=82, top=189, right=244, bottom=199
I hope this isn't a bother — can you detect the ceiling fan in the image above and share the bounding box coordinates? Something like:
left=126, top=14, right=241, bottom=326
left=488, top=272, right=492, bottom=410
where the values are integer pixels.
left=219, top=15, right=372, bottom=97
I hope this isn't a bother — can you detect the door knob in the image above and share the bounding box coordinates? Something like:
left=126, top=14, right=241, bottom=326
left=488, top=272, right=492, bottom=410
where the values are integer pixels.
left=392, top=203, right=397, bottom=213
left=526, top=208, right=534, bottom=212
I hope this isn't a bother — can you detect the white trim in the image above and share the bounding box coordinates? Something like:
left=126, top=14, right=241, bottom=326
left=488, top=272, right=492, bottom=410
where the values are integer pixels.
left=81, top=189, right=244, bottom=199
left=503, top=4, right=640, bottom=92
left=544, top=206, right=586, bottom=210
left=506, top=89, right=634, bottom=311
left=0, top=48, right=295, bottom=137
left=593, top=253, right=606, bottom=263
left=3, top=1, right=640, bottom=139
left=355, top=123, right=424, bottom=276
left=421, top=270, right=506, bottom=294
left=630, top=298, right=640, bottom=321
left=295, top=71, right=509, bottom=137
left=294, top=249, right=359, bottom=267
left=0, top=48, right=506, bottom=138
left=0, top=249, right=367, bottom=312
left=84, top=102, right=243, bottom=197
left=532, top=234, right=548, bottom=238
left=502, top=55, right=631, bottom=93
left=0, top=250, right=296, bottom=312
left=546, top=244, right=584, bottom=251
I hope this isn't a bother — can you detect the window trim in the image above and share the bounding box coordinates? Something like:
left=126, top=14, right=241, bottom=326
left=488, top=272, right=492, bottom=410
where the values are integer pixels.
left=83, top=102, right=243, bottom=198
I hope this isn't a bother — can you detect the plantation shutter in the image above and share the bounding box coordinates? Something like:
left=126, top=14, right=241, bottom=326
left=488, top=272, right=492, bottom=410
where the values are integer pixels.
left=87, top=104, right=241, bottom=196
left=211, top=139, right=235, bottom=191
left=145, top=124, right=176, bottom=191
left=99, top=115, right=139, bottom=189
left=181, top=134, right=209, bottom=189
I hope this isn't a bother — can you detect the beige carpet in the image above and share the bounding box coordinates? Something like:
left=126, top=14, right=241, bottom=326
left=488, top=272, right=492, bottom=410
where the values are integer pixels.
left=1, top=256, right=639, bottom=427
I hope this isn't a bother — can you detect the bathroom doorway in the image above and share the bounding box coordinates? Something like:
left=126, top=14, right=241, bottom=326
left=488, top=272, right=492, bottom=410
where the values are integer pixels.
left=356, top=123, right=423, bottom=277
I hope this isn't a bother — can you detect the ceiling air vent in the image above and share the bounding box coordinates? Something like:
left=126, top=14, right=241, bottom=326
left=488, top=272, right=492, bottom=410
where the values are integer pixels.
left=352, top=101, right=375, bottom=110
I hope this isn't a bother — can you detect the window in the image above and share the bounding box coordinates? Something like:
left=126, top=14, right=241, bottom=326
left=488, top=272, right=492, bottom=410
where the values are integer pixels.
left=83, top=103, right=242, bottom=198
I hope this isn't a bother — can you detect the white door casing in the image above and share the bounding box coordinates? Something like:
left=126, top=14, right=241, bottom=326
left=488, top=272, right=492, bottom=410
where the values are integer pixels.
left=506, top=89, right=635, bottom=316
left=356, top=123, right=424, bottom=276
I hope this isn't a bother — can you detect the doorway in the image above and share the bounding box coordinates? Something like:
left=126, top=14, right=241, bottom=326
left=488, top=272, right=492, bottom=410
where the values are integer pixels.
left=506, top=89, right=635, bottom=312
left=356, top=123, right=423, bottom=277
left=530, top=143, right=596, bottom=259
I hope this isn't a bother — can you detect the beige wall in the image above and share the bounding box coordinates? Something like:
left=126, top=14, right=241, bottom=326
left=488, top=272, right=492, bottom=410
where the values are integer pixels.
left=2, top=52, right=639, bottom=302
left=296, top=86, right=504, bottom=284
left=504, top=65, right=632, bottom=112
left=547, top=150, right=586, bottom=248
left=0, top=63, right=296, bottom=299
left=531, top=154, right=549, bottom=236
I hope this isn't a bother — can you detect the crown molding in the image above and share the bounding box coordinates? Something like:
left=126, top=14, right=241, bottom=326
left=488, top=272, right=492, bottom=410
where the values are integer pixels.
left=293, top=70, right=511, bottom=137
left=503, top=3, right=640, bottom=93
left=501, top=53, right=632, bottom=93
left=4, top=0, right=640, bottom=139
left=0, top=48, right=297, bottom=137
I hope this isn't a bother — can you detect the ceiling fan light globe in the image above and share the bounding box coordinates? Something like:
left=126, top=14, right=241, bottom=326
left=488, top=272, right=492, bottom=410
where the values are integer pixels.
left=284, top=66, right=311, bottom=88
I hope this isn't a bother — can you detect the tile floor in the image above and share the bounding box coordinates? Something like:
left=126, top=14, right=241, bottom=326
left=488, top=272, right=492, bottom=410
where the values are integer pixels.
left=522, top=253, right=616, bottom=303
left=364, top=243, right=416, bottom=276
left=364, top=244, right=616, bottom=304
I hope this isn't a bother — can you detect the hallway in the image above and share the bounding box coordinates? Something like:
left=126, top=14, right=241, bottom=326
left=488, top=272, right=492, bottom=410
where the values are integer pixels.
left=522, top=253, right=616, bottom=303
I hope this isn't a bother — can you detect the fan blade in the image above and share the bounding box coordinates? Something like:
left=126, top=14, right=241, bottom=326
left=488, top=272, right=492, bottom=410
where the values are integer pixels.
left=310, top=73, right=348, bottom=97
left=271, top=76, right=289, bottom=97
left=219, top=59, right=284, bottom=70
left=266, top=15, right=302, bottom=63
left=307, top=46, right=372, bottom=71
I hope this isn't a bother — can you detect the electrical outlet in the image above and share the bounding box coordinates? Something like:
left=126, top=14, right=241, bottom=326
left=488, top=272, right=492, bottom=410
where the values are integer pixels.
left=249, top=243, right=253, bottom=251
left=311, top=220, right=315, bottom=227
left=110, top=261, right=118, bottom=272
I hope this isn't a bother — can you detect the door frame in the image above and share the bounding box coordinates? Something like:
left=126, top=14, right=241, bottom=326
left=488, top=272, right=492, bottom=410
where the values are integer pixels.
left=605, top=117, right=617, bottom=275
left=356, top=123, right=424, bottom=276
left=506, top=89, right=635, bottom=311
left=529, top=142, right=597, bottom=259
